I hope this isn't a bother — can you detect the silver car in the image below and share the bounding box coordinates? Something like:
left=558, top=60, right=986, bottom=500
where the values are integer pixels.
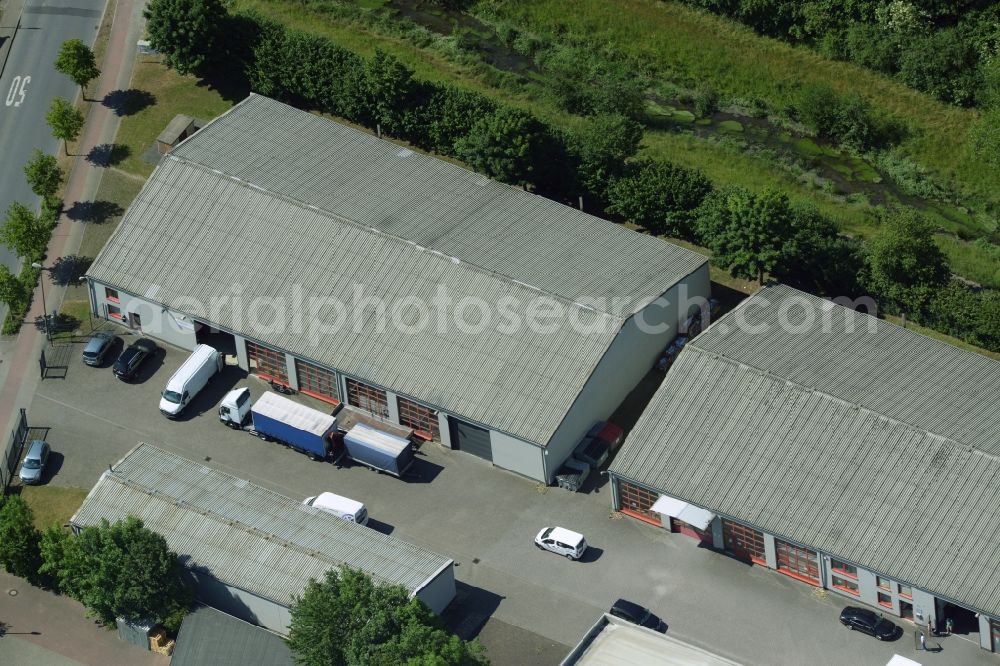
left=82, top=330, right=116, bottom=366
left=18, top=439, right=50, bottom=485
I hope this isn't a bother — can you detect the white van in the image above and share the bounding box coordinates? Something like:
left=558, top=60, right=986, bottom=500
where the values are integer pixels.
left=303, top=491, right=369, bottom=526
left=159, top=344, right=222, bottom=418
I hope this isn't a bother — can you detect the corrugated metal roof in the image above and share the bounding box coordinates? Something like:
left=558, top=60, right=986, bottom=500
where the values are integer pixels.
left=172, top=606, right=294, bottom=666
left=611, top=285, right=1000, bottom=616
left=86, top=155, right=621, bottom=445
left=692, top=284, right=1000, bottom=455
left=169, top=94, right=706, bottom=313
left=70, top=444, right=451, bottom=606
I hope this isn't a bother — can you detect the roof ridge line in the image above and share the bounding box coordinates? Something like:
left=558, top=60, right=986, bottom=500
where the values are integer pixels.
left=163, top=154, right=623, bottom=321
left=682, top=346, right=998, bottom=460
left=105, top=467, right=411, bottom=578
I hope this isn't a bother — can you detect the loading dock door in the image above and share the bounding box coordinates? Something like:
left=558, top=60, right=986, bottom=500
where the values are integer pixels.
left=448, top=417, right=492, bottom=462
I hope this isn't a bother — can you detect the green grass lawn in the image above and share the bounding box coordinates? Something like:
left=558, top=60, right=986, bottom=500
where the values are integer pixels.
left=19, top=486, right=89, bottom=530
left=115, top=59, right=234, bottom=177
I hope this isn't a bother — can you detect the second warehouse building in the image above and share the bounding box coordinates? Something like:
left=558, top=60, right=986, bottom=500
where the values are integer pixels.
left=84, top=93, right=709, bottom=482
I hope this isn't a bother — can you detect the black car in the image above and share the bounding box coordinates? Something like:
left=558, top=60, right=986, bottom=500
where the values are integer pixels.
left=609, top=599, right=667, bottom=633
left=839, top=606, right=900, bottom=641
left=82, top=330, right=116, bottom=366
left=112, top=338, right=158, bottom=380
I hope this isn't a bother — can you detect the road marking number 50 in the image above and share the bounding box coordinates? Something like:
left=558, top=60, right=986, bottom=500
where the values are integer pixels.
left=5, top=75, right=31, bottom=107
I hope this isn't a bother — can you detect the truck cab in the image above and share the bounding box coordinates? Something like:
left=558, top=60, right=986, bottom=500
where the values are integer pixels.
left=219, top=387, right=252, bottom=427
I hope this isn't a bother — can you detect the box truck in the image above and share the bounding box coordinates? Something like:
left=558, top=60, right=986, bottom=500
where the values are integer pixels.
left=159, top=344, right=222, bottom=418
left=342, top=423, right=414, bottom=477
left=219, top=388, right=338, bottom=460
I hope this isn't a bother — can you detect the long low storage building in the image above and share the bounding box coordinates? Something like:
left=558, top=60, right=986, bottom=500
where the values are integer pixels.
left=70, top=444, right=456, bottom=634
left=609, top=284, right=1000, bottom=653
left=83, top=93, right=709, bottom=483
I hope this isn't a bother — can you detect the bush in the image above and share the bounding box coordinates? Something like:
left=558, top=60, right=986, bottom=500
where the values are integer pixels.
left=144, top=0, right=226, bottom=74
left=455, top=106, right=550, bottom=187
left=924, top=282, right=1000, bottom=352
left=967, top=108, right=1000, bottom=171
left=571, top=114, right=643, bottom=200
left=605, top=159, right=713, bottom=239
left=897, top=27, right=981, bottom=107
left=795, top=84, right=898, bottom=151
left=693, top=84, right=720, bottom=118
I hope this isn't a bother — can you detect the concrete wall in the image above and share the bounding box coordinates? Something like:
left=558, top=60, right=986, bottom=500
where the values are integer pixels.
left=490, top=430, right=544, bottom=480
left=414, top=562, right=457, bottom=615
left=544, top=266, right=711, bottom=480
left=92, top=282, right=198, bottom=350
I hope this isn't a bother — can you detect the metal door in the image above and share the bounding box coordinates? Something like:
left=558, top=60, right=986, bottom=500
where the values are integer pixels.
left=448, top=417, right=492, bottom=461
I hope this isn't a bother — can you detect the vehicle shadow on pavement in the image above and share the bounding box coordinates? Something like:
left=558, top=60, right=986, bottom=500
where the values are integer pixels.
left=365, top=518, right=394, bottom=535
left=578, top=546, right=604, bottom=563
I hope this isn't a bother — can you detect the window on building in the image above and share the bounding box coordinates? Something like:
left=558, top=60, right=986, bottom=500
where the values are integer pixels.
left=830, top=559, right=858, bottom=579
left=246, top=341, right=288, bottom=383
left=877, top=576, right=891, bottom=591
left=775, top=540, right=820, bottom=585
left=105, top=287, right=119, bottom=303
left=722, top=520, right=766, bottom=565
left=107, top=304, right=122, bottom=320
left=900, top=600, right=914, bottom=621
left=617, top=482, right=660, bottom=525
left=397, top=397, right=439, bottom=440
left=878, top=592, right=893, bottom=609
left=346, top=378, right=388, bottom=417
left=831, top=574, right=859, bottom=596
left=295, top=359, right=339, bottom=404
left=898, top=584, right=912, bottom=599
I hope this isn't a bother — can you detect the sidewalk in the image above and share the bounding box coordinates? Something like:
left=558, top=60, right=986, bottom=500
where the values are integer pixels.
left=0, top=0, right=144, bottom=441
left=0, top=573, right=168, bottom=665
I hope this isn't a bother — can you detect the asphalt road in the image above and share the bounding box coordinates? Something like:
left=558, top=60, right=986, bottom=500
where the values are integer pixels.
left=0, top=0, right=105, bottom=316
left=25, top=333, right=999, bottom=666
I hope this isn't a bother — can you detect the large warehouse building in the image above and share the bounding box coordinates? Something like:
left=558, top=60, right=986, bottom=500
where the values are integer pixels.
left=84, top=94, right=709, bottom=482
left=71, top=444, right=456, bottom=633
left=609, top=284, right=1000, bottom=653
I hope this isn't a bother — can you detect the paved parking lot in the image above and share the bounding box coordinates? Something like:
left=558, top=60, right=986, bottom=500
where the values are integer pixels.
left=26, top=329, right=999, bottom=666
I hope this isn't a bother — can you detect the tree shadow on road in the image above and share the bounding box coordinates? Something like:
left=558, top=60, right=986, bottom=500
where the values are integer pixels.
left=102, top=88, right=156, bottom=116
left=49, top=255, right=92, bottom=285
left=86, top=143, right=130, bottom=167
left=64, top=200, right=123, bottom=224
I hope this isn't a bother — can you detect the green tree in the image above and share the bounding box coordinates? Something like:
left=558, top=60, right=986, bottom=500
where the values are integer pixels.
left=43, top=517, right=192, bottom=630
left=0, top=496, right=44, bottom=584
left=23, top=150, right=64, bottom=200
left=288, top=566, right=486, bottom=666
left=1, top=202, right=50, bottom=261
left=695, top=187, right=792, bottom=284
left=571, top=114, right=642, bottom=199
left=862, top=209, right=950, bottom=321
left=364, top=50, right=417, bottom=136
left=144, top=0, right=226, bottom=74
left=771, top=204, right=864, bottom=296
left=45, top=98, right=85, bottom=155
left=0, top=265, right=27, bottom=310
left=456, top=106, right=548, bottom=187
left=38, top=524, right=75, bottom=594
left=54, top=39, right=101, bottom=98
left=605, top=159, right=713, bottom=239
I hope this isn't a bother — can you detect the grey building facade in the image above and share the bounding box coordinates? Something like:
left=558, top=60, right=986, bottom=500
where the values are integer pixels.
left=85, top=94, right=710, bottom=482
left=609, top=284, right=1000, bottom=653
left=70, top=444, right=456, bottom=634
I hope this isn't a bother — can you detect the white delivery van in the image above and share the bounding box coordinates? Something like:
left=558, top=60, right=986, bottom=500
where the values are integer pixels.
left=159, top=344, right=222, bottom=418
left=303, top=491, right=369, bottom=526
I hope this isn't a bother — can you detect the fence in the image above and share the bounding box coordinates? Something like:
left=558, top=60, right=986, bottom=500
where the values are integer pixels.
left=1, top=408, right=29, bottom=495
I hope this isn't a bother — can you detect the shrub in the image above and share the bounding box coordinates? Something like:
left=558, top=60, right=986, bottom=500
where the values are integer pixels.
left=967, top=108, right=1000, bottom=171
left=571, top=114, right=643, bottom=200
left=693, top=84, right=720, bottom=118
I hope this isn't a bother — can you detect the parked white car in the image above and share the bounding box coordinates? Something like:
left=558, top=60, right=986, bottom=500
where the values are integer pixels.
left=534, top=526, right=587, bottom=560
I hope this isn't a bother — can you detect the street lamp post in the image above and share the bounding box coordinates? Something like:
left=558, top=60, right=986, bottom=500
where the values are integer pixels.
left=77, top=276, right=93, bottom=332
left=30, top=262, right=50, bottom=341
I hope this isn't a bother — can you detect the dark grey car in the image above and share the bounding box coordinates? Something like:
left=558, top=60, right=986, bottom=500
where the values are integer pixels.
left=82, top=330, right=116, bottom=366
left=18, top=439, right=50, bottom=485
